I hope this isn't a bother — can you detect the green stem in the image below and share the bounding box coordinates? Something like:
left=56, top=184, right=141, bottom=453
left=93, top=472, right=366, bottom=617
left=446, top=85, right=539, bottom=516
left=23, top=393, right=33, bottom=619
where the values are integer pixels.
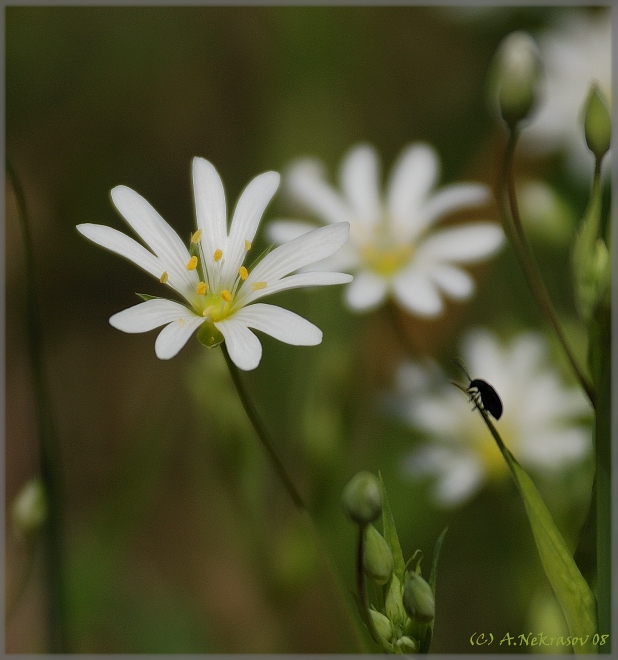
left=356, top=525, right=381, bottom=645
left=221, top=345, right=305, bottom=510
left=500, top=130, right=597, bottom=409
left=7, top=158, right=69, bottom=652
left=594, top=305, right=611, bottom=651
left=221, top=344, right=367, bottom=651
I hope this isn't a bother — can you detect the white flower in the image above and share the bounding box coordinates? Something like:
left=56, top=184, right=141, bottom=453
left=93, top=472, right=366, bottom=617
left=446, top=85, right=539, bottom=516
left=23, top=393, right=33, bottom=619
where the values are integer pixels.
left=77, top=157, right=352, bottom=370
left=267, top=143, right=504, bottom=316
left=522, top=9, right=611, bottom=176
left=393, top=329, right=591, bottom=507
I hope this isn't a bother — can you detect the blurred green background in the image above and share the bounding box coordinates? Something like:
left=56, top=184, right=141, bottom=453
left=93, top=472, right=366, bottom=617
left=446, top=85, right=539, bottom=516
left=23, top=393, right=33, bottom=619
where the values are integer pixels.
left=6, top=6, right=600, bottom=653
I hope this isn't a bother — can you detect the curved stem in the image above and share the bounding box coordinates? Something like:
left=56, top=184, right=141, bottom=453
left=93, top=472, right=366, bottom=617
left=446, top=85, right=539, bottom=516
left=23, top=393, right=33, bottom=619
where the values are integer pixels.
left=221, top=344, right=367, bottom=651
left=499, top=130, right=596, bottom=409
left=7, top=158, right=69, bottom=652
left=221, top=345, right=305, bottom=510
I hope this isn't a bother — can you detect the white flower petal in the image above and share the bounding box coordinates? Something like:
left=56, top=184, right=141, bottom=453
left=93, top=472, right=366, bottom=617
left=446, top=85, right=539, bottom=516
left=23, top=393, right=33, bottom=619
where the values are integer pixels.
left=77, top=223, right=162, bottom=279
left=419, top=183, right=490, bottom=230
left=109, top=299, right=193, bottom=333
left=339, top=144, right=381, bottom=226
left=286, top=160, right=352, bottom=225
left=392, top=270, right=444, bottom=317
left=154, top=315, right=205, bottom=360
left=232, top=303, right=322, bottom=346
left=224, top=171, right=280, bottom=283
left=344, top=270, right=388, bottom=311
left=430, top=264, right=475, bottom=299
left=215, top=318, right=263, bottom=371
left=519, top=427, right=591, bottom=469
left=110, top=186, right=191, bottom=269
left=419, top=223, right=504, bottom=264
left=267, top=220, right=317, bottom=244
left=247, top=222, right=350, bottom=286
left=237, top=271, right=352, bottom=306
left=386, top=143, right=439, bottom=226
left=192, top=157, right=228, bottom=279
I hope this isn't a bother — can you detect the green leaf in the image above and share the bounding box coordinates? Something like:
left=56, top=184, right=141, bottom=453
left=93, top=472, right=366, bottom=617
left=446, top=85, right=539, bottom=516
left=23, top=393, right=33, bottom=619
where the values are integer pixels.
left=377, top=472, right=406, bottom=582
left=428, top=527, right=448, bottom=595
left=495, top=435, right=597, bottom=653
left=135, top=292, right=165, bottom=302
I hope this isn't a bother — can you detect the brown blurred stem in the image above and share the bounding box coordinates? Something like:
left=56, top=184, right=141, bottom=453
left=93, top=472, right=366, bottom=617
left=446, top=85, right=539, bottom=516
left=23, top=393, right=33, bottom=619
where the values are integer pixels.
left=6, top=158, right=69, bottom=652
left=499, top=129, right=596, bottom=409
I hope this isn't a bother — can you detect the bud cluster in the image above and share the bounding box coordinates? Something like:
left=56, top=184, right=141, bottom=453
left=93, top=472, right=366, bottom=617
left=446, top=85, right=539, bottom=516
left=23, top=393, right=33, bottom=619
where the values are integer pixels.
left=342, top=471, right=439, bottom=653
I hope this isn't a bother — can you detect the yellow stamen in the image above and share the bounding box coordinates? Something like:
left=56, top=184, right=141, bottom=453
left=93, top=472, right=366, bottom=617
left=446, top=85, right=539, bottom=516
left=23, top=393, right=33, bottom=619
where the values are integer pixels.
left=191, top=229, right=202, bottom=243
left=244, top=240, right=252, bottom=251
left=159, top=271, right=169, bottom=284
left=196, top=281, right=207, bottom=296
left=178, top=318, right=186, bottom=327
left=250, top=281, right=267, bottom=291
left=186, top=256, right=198, bottom=270
left=213, top=249, right=223, bottom=262
left=238, top=266, right=248, bottom=281
left=221, top=289, right=232, bottom=302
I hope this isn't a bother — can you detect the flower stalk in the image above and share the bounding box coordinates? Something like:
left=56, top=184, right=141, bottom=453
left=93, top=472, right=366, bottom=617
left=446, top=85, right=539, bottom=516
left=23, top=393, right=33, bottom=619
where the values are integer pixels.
left=499, top=129, right=596, bottom=408
left=7, top=158, right=69, bottom=652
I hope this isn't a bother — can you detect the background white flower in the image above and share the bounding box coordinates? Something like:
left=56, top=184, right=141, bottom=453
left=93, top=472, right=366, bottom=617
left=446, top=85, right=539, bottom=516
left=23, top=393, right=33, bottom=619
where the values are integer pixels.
left=522, top=9, right=611, bottom=177
left=268, top=143, right=504, bottom=316
left=393, top=329, right=592, bottom=507
left=77, top=157, right=352, bottom=370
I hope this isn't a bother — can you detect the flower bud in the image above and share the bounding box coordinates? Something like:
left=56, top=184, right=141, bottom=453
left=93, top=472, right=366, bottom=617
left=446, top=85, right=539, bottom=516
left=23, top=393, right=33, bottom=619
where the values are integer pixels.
left=11, top=478, right=47, bottom=540
left=403, top=572, right=435, bottom=624
left=493, top=31, right=541, bottom=127
left=370, top=609, right=393, bottom=644
left=385, top=573, right=405, bottom=623
left=363, top=524, right=393, bottom=585
left=584, top=83, right=611, bottom=160
left=395, top=635, right=418, bottom=653
left=342, top=471, right=382, bottom=525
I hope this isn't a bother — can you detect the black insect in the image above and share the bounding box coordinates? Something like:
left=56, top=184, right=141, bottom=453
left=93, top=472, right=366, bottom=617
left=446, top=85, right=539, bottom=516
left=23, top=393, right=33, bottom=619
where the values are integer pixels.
left=455, top=359, right=503, bottom=420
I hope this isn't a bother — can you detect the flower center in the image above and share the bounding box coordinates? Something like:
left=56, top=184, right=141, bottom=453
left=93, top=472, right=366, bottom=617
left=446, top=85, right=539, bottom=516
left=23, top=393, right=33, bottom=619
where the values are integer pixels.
left=361, top=241, right=414, bottom=278
left=469, top=420, right=510, bottom=481
left=198, top=291, right=234, bottom=322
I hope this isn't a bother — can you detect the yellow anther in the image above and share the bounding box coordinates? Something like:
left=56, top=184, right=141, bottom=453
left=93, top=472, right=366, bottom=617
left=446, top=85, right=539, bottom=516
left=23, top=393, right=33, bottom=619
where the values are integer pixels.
left=186, top=256, right=198, bottom=270
left=250, top=281, right=267, bottom=291
left=178, top=318, right=186, bottom=327
left=213, top=249, right=223, bottom=262
left=191, top=229, right=202, bottom=243
left=202, top=308, right=209, bottom=317
left=244, top=240, right=252, bottom=251
left=159, top=271, right=169, bottom=284
left=221, top=290, right=232, bottom=302
left=196, top=281, right=207, bottom=296
left=238, top=266, right=248, bottom=281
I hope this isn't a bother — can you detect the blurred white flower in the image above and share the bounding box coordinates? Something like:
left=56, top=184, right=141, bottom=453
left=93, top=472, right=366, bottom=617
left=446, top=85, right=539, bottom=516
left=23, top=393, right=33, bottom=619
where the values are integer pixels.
left=267, top=143, right=504, bottom=317
left=522, top=10, right=611, bottom=176
left=394, top=329, right=591, bottom=507
left=78, top=157, right=352, bottom=370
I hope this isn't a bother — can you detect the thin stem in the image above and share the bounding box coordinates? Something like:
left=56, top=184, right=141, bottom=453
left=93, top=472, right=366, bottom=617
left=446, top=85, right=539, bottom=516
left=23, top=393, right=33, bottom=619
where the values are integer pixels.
left=220, top=344, right=367, bottom=651
left=7, top=158, right=69, bottom=652
left=499, top=130, right=596, bottom=409
left=356, top=525, right=380, bottom=645
left=221, top=345, right=305, bottom=510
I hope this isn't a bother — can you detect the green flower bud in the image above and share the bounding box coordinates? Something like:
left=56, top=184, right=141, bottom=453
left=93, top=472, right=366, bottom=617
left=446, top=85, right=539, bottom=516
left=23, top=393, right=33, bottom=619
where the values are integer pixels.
left=403, top=572, right=435, bottom=624
left=395, top=635, right=418, bottom=653
left=363, top=524, right=394, bottom=585
left=342, top=471, right=382, bottom=525
left=584, top=83, right=611, bottom=160
left=385, top=573, right=406, bottom=623
left=370, top=609, right=393, bottom=644
left=493, top=31, right=541, bottom=127
left=11, top=478, right=47, bottom=540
